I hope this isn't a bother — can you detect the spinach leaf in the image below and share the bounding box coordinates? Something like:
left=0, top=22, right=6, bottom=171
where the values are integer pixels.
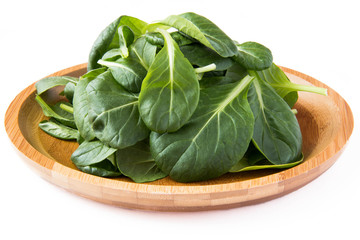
left=138, top=28, right=199, bottom=133
left=180, top=43, right=235, bottom=70
left=128, top=36, right=157, bottom=70
left=150, top=75, right=254, bottom=182
left=233, top=41, right=273, bottom=70
left=63, top=82, right=76, bottom=103
left=251, top=63, right=327, bottom=107
left=98, top=58, right=147, bottom=93
left=39, top=119, right=79, bottom=140
left=88, top=17, right=122, bottom=70
left=88, top=16, right=148, bottom=70
left=35, top=96, right=76, bottom=128
left=101, top=48, right=121, bottom=61
left=247, top=74, right=303, bottom=165
left=159, top=12, right=238, bottom=57
left=71, top=140, right=117, bottom=166
left=86, top=71, right=149, bottom=149
left=73, top=68, right=107, bottom=141
left=117, top=25, right=135, bottom=58
left=76, top=159, right=121, bottom=177
left=116, top=140, right=167, bottom=183
left=81, top=67, right=107, bottom=80
left=36, top=76, right=78, bottom=95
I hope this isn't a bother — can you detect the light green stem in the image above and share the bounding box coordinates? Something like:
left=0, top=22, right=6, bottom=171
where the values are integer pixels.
left=194, top=63, right=216, bottom=74
left=60, top=103, right=74, bottom=114
left=272, top=83, right=328, bottom=96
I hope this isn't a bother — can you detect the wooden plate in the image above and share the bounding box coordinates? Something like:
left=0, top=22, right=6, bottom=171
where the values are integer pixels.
left=4, top=63, right=354, bottom=211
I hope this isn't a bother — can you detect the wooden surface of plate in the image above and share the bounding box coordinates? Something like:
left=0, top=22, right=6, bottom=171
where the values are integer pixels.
left=4, top=63, right=354, bottom=211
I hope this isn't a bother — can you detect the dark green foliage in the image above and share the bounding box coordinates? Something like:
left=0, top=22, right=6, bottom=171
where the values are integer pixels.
left=35, top=12, right=327, bottom=182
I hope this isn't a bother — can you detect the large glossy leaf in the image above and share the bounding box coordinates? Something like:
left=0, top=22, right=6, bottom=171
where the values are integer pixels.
left=71, top=140, right=117, bottom=166
left=39, top=119, right=79, bottom=140
left=36, top=76, right=78, bottom=95
left=128, top=36, right=157, bottom=70
left=86, top=71, right=149, bottom=149
left=73, top=68, right=107, bottom=141
left=150, top=75, right=254, bottom=182
left=233, top=41, right=273, bottom=70
left=247, top=74, right=303, bottom=165
left=116, top=140, right=167, bottom=183
left=180, top=43, right=235, bottom=70
left=138, top=28, right=199, bottom=133
left=88, top=16, right=148, bottom=70
left=250, top=63, right=327, bottom=107
left=98, top=58, right=147, bottom=93
left=159, top=12, right=238, bottom=57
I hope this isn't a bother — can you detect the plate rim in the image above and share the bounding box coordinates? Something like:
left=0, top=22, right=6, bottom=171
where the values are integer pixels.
left=4, top=63, right=354, bottom=210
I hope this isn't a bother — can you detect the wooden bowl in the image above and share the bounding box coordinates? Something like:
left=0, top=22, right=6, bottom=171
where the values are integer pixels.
left=4, top=63, right=354, bottom=211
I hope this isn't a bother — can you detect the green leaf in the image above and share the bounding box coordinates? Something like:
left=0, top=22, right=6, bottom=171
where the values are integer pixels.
left=39, top=119, right=79, bottom=140
left=116, top=141, right=167, bottom=183
left=73, top=78, right=96, bottom=141
left=73, top=68, right=107, bottom=141
left=251, top=63, right=327, bottom=107
left=150, top=75, right=254, bottom=182
left=63, top=82, right=76, bottom=103
left=118, top=25, right=134, bottom=58
left=128, top=36, right=157, bottom=70
left=35, top=96, right=75, bottom=128
left=76, top=159, right=121, bottom=177
left=138, top=28, right=199, bottom=133
left=88, top=15, right=148, bottom=70
left=71, top=140, right=117, bottom=166
left=247, top=73, right=303, bottom=165
left=101, top=48, right=121, bottom=61
left=159, top=12, right=238, bottom=57
left=36, top=76, right=78, bottom=95
left=233, top=41, right=273, bottom=70
left=230, top=154, right=303, bottom=172
left=98, top=58, right=147, bottom=93
left=86, top=71, right=149, bottom=149
left=80, top=67, right=107, bottom=80
left=180, top=43, right=235, bottom=70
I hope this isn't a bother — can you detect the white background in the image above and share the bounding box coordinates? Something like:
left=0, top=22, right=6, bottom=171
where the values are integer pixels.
left=1, top=0, right=359, bottom=239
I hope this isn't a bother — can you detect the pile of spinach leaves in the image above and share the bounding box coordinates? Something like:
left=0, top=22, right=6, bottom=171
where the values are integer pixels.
left=35, top=12, right=327, bottom=183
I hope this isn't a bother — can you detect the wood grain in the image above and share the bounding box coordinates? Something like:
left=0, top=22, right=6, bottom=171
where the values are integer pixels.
left=4, top=63, right=354, bottom=211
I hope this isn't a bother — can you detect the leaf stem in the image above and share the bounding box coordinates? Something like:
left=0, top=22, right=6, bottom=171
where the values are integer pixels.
left=60, top=103, right=74, bottom=114
left=194, top=63, right=217, bottom=74
left=272, top=82, right=328, bottom=96
left=97, top=59, right=119, bottom=68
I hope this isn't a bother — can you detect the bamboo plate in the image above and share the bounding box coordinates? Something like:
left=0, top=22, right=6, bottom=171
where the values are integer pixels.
left=4, top=63, right=354, bottom=211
